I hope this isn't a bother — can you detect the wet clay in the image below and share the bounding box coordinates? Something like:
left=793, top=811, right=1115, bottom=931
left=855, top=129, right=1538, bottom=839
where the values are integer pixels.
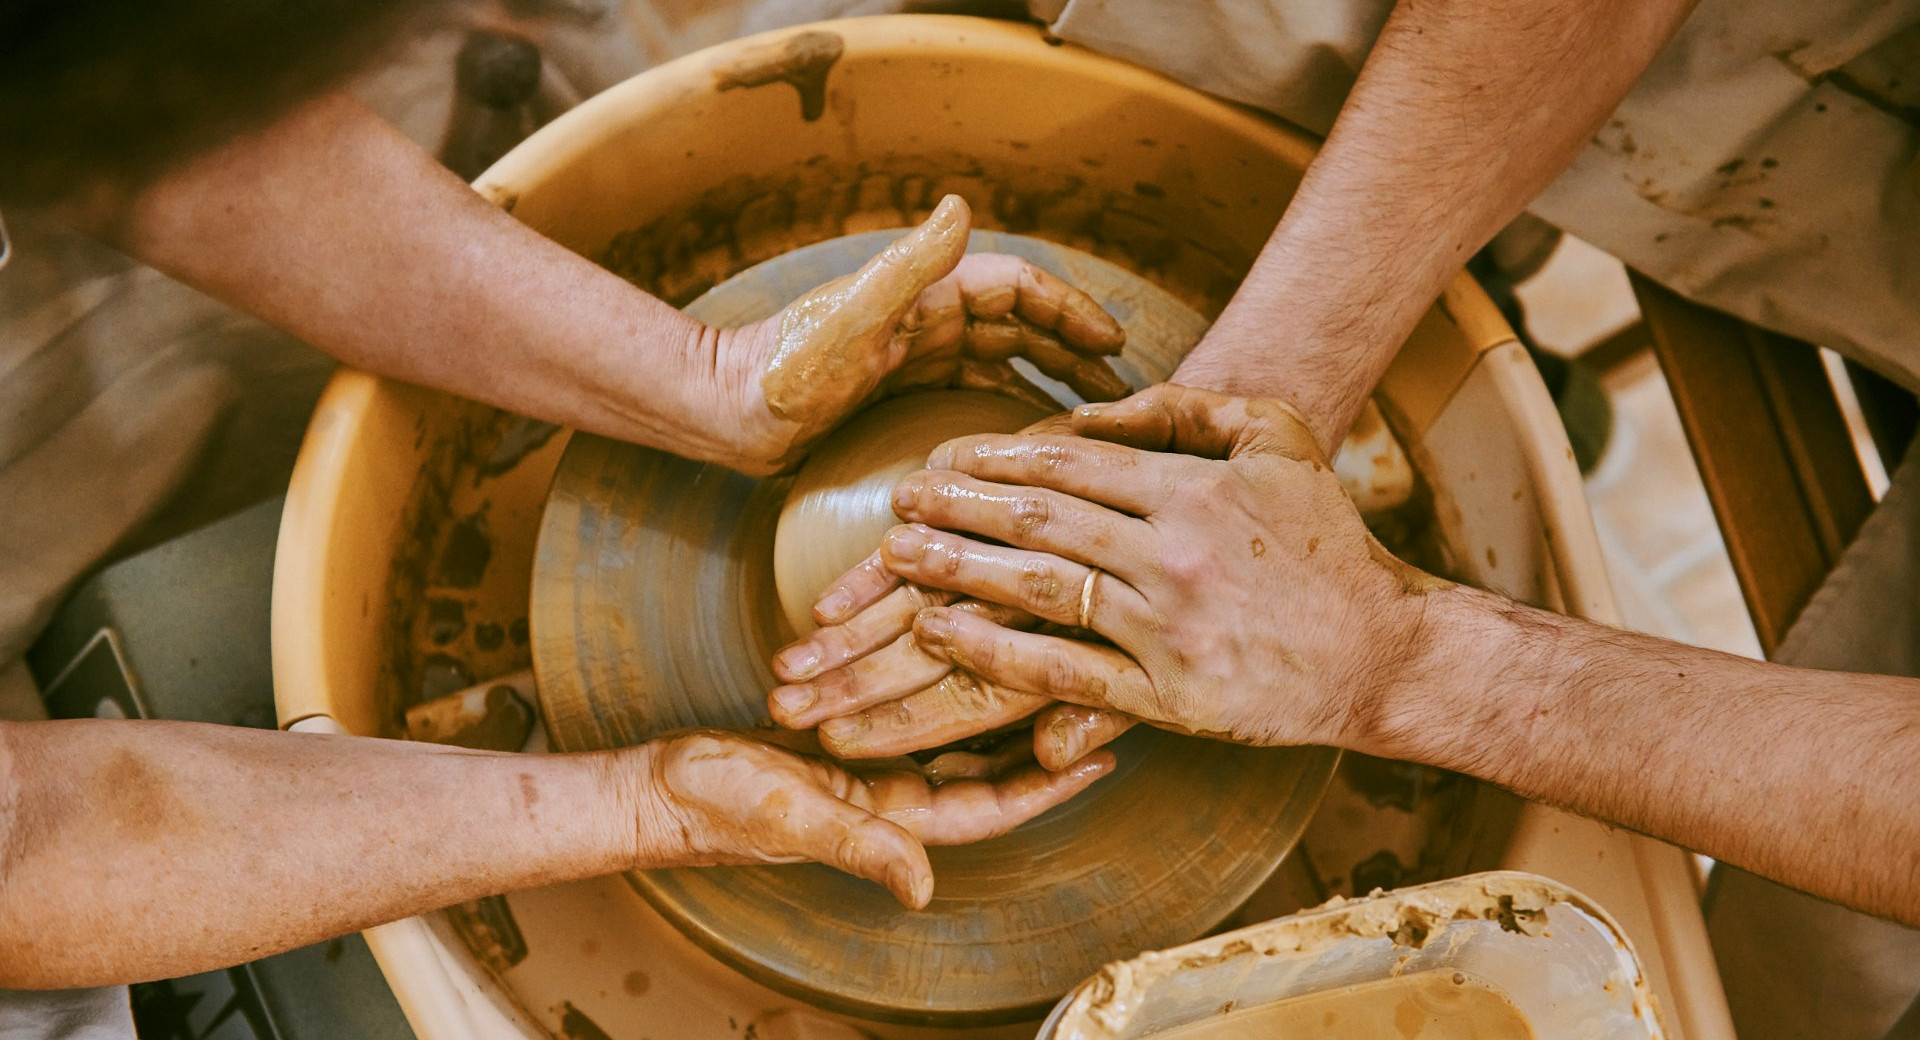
left=773, top=390, right=1050, bottom=634
left=1151, top=972, right=1533, bottom=1040
left=714, top=30, right=845, bottom=122
left=759, top=195, right=971, bottom=434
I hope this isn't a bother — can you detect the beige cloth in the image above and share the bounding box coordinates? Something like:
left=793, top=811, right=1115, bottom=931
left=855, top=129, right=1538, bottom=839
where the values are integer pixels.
left=1704, top=435, right=1920, bottom=1040
left=0, top=216, right=335, bottom=666
left=755, top=0, right=1920, bottom=395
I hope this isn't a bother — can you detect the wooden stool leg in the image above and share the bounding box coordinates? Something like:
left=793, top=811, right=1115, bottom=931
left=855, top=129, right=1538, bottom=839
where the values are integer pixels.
left=1627, top=274, right=1874, bottom=656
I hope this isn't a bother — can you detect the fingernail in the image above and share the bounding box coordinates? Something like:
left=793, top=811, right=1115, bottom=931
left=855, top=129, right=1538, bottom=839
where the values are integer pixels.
left=884, top=525, right=929, bottom=563
left=814, top=590, right=854, bottom=623
left=926, top=442, right=956, bottom=469
left=886, top=863, right=912, bottom=903
left=914, top=608, right=954, bottom=644
left=820, top=714, right=870, bottom=745
left=914, top=872, right=935, bottom=908
left=891, top=477, right=922, bottom=514
left=770, top=684, right=815, bottom=718
left=774, top=644, right=820, bottom=679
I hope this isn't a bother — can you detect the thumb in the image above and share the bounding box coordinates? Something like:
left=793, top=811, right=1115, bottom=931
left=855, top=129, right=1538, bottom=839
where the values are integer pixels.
left=787, top=787, right=936, bottom=908
left=1073, top=384, right=1322, bottom=463
left=844, top=194, right=971, bottom=316
left=1035, top=703, right=1136, bottom=772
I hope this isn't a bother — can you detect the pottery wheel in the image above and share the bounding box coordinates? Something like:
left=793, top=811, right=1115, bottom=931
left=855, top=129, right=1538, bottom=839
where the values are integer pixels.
left=530, top=231, right=1339, bottom=1024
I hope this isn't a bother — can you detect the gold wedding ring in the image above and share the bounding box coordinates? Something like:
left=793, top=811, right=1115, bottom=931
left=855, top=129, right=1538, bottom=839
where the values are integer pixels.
left=1078, top=567, right=1101, bottom=630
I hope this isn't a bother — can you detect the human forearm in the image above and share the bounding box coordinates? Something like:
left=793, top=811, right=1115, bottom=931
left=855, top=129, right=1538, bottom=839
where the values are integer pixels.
left=0, top=720, right=638, bottom=987
left=1381, top=587, right=1920, bottom=924
left=99, top=93, right=747, bottom=466
left=0, top=717, right=1107, bottom=987
left=1177, top=0, right=1695, bottom=452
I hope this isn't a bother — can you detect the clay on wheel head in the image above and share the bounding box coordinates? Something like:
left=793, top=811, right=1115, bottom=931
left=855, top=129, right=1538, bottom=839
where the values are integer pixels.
left=773, top=390, right=1053, bottom=635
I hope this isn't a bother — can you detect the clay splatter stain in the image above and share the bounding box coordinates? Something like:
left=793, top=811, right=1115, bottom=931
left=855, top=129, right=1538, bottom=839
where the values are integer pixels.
left=447, top=896, right=529, bottom=972
left=427, top=598, right=467, bottom=645
left=559, top=1002, right=614, bottom=1040
left=621, top=970, right=650, bottom=996
left=478, top=417, right=561, bottom=481
left=714, top=30, right=845, bottom=121
left=436, top=513, right=492, bottom=588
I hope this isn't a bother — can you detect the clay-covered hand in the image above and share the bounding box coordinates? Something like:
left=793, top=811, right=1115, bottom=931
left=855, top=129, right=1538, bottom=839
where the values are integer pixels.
left=767, top=415, right=1075, bottom=762
left=628, top=728, right=1114, bottom=908
left=718, top=194, right=1127, bottom=475
left=868, top=384, right=1450, bottom=753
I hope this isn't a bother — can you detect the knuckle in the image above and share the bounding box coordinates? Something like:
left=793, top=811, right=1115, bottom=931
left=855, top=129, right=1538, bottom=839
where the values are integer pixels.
left=1018, top=558, right=1069, bottom=611
left=1158, top=543, right=1215, bottom=585
left=956, top=629, right=997, bottom=673
left=926, top=540, right=966, bottom=578
left=1194, top=470, right=1236, bottom=506
left=1010, top=494, right=1052, bottom=533
left=1040, top=646, right=1082, bottom=694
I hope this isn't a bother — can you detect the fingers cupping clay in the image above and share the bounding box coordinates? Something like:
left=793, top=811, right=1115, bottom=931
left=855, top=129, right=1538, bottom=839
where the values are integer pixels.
left=760, top=194, right=972, bottom=433
left=772, top=390, right=1050, bottom=635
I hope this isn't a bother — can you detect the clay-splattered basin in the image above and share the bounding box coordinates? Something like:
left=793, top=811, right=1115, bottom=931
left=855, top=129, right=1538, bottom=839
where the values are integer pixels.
left=270, top=15, right=1677, bottom=1040
left=532, top=230, right=1339, bottom=1024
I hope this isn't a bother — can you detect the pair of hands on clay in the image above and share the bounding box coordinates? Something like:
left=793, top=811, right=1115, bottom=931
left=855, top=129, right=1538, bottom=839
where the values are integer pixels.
left=768, top=384, right=1448, bottom=767
left=626, top=728, right=1113, bottom=908
left=708, top=194, right=1128, bottom=475
left=622, top=200, right=1129, bottom=907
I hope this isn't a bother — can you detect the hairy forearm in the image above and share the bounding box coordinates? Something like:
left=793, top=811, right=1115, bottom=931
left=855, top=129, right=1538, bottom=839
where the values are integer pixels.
left=1176, top=0, right=1696, bottom=452
left=0, top=720, right=641, bottom=988
left=96, top=92, right=742, bottom=464
left=1378, top=588, right=1920, bottom=925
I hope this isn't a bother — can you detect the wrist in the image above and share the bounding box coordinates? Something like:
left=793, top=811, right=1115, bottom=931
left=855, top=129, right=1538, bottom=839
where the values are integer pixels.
left=1354, top=584, right=1537, bottom=772
left=595, top=742, right=679, bottom=870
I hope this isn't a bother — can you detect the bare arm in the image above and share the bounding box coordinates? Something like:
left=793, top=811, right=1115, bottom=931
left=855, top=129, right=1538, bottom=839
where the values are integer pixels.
left=879, top=385, right=1920, bottom=926
left=1394, top=592, right=1920, bottom=924
left=1178, top=0, right=1697, bottom=451
left=100, top=92, right=736, bottom=464
left=758, top=0, right=1700, bottom=746
left=0, top=720, right=1108, bottom=988
left=93, top=94, right=1125, bottom=476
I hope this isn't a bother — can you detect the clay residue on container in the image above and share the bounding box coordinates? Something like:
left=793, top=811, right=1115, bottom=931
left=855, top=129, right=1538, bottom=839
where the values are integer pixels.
left=477, top=416, right=560, bottom=482
left=445, top=895, right=529, bottom=973
left=405, top=681, right=535, bottom=751
left=436, top=511, right=493, bottom=589
left=714, top=30, right=845, bottom=121
left=558, top=1002, right=615, bottom=1040
left=596, top=150, right=1251, bottom=315
left=1147, top=971, right=1533, bottom=1040
left=1050, top=873, right=1629, bottom=1040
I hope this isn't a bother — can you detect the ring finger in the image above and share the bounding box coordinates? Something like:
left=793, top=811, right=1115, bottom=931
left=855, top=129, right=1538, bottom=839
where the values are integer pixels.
left=891, top=472, right=1155, bottom=585
left=880, top=523, right=1148, bottom=634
